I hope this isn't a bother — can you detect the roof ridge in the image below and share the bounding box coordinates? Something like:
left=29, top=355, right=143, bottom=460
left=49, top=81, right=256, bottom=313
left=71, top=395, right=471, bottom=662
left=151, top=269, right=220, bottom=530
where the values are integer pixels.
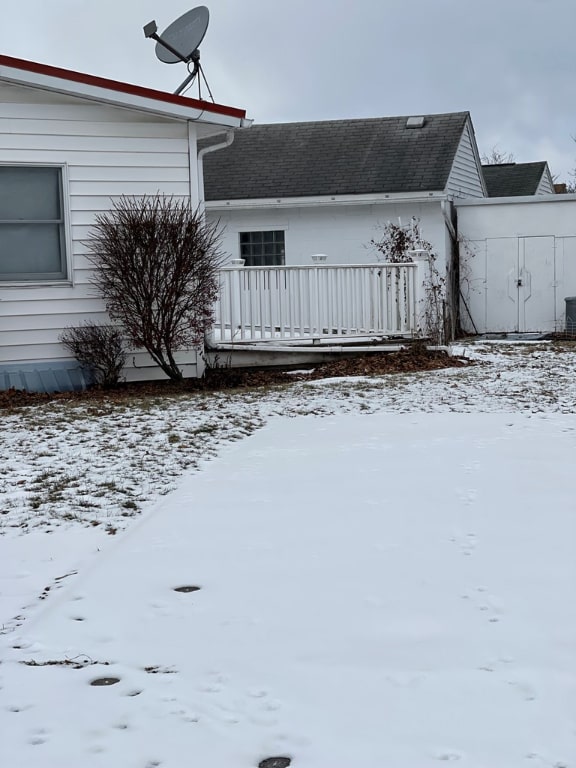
left=248, top=111, right=470, bottom=129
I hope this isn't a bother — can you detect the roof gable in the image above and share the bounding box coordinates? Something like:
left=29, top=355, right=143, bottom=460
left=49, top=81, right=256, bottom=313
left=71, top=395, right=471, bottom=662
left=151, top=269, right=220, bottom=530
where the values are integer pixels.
left=202, top=112, right=470, bottom=201
left=482, top=162, right=551, bottom=197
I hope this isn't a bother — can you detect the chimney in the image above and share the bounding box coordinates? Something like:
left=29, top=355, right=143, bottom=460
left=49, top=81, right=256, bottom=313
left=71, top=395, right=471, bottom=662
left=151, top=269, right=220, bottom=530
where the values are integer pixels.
left=554, top=183, right=567, bottom=194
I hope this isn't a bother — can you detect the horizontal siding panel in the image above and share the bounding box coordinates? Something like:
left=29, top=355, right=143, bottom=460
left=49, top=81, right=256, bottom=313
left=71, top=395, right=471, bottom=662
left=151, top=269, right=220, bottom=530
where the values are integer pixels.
left=69, top=180, right=191, bottom=196
left=0, top=148, right=189, bottom=166
left=0, top=348, right=197, bottom=373
left=0, top=311, right=109, bottom=332
left=0, top=118, right=187, bottom=139
left=69, top=194, right=190, bottom=212
left=70, top=253, right=95, bottom=270
left=124, top=364, right=198, bottom=383
left=0, top=134, right=188, bottom=152
left=1, top=328, right=82, bottom=346
left=68, top=165, right=190, bottom=183
left=69, top=270, right=94, bottom=287
left=0, top=287, right=101, bottom=307
left=130, top=349, right=200, bottom=367
left=0, top=342, right=70, bottom=363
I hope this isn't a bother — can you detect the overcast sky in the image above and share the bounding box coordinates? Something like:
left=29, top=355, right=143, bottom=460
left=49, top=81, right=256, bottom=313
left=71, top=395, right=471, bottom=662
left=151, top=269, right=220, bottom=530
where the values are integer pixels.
left=2, top=0, right=575, bottom=181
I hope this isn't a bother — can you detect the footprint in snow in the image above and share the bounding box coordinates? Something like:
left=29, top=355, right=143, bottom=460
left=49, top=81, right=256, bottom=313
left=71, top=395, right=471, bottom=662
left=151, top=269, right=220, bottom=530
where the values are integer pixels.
left=508, top=680, right=537, bottom=702
left=27, top=727, right=49, bottom=746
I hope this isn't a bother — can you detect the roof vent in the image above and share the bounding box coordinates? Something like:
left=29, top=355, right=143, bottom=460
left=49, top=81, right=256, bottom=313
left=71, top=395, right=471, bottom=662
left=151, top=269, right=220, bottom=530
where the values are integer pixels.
left=406, top=116, right=426, bottom=129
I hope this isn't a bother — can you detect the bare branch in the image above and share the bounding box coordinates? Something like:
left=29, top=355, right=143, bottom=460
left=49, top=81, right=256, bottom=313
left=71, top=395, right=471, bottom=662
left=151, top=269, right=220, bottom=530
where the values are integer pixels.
left=481, top=145, right=515, bottom=165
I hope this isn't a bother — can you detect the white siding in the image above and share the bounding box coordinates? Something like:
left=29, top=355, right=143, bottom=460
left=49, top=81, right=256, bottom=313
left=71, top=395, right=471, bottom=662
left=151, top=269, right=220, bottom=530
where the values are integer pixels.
left=536, top=166, right=555, bottom=195
left=445, top=120, right=486, bottom=199
left=209, top=201, right=449, bottom=272
left=0, top=84, right=202, bottom=381
left=457, top=197, right=576, bottom=333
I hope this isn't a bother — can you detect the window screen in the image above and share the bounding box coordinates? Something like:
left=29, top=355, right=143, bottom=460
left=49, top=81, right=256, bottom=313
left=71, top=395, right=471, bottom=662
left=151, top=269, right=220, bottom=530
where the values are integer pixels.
left=0, top=166, right=67, bottom=281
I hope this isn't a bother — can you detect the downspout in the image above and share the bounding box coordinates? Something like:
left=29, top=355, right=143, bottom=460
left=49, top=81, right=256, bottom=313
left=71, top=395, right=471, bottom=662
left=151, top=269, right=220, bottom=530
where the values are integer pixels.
left=196, top=129, right=235, bottom=218
left=441, top=199, right=458, bottom=340
left=196, top=129, right=236, bottom=359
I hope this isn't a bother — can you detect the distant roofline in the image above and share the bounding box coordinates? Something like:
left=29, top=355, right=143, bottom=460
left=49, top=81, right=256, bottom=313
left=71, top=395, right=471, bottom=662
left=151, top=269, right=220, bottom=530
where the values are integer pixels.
left=241, top=110, right=470, bottom=129
left=481, top=161, right=548, bottom=168
left=0, top=53, right=246, bottom=121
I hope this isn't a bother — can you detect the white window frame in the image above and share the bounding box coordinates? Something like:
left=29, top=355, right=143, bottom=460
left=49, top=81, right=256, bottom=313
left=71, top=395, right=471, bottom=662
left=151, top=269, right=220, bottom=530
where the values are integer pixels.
left=0, top=162, right=72, bottom=285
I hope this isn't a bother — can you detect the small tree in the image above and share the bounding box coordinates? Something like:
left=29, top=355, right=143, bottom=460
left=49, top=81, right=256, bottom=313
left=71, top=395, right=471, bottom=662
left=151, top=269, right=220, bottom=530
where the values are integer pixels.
left=87, top=196, right=224, bottom=382
left=60, top=322, right=127, bottom=387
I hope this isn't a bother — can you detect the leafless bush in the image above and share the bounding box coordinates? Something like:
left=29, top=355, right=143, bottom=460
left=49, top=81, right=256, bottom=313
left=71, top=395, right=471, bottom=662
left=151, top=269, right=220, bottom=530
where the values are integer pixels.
left=60, top=323, right=127, bottom=387
left=86, top=196, right=223, bottom=382
left=370, top=218, right=447, bottom=344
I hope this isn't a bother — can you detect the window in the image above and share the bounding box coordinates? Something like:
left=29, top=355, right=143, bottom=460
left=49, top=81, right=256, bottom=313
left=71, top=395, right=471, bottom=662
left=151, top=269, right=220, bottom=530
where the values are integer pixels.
left=0, top=166, right=67, bottom=281
left=239, top=230, right=285, bottom=266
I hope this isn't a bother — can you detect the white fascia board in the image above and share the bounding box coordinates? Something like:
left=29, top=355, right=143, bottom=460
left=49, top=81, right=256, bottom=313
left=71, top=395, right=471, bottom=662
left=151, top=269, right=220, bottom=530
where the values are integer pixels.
left=0, top=64, right=244, bottom=128
left=455, top=193, right=576, bottom=207
left=206, top=191, right=447, bottom=211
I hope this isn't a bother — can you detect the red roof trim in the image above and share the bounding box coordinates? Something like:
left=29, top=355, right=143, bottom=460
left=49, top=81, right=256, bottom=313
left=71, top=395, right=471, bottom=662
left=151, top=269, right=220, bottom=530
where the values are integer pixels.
left=0, top=53, right=246, bottom=120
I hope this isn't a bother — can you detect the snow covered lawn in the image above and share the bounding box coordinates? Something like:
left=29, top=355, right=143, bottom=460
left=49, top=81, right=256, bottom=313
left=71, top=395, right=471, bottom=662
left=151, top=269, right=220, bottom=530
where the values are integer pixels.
left=1, top=343, right=576, bottom=767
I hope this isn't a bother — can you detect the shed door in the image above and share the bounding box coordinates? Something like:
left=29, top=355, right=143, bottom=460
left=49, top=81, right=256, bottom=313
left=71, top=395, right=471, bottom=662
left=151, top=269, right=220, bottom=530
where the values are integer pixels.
left=486, top=238, right=518, bottom=331
left=518, top=236, right=555, bottom=332
left=485, top=236, right=555, bottom=332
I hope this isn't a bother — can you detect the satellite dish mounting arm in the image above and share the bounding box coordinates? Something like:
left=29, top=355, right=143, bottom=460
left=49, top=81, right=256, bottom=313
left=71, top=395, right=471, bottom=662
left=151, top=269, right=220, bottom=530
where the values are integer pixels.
left=144, top=21, right=189, bottom=64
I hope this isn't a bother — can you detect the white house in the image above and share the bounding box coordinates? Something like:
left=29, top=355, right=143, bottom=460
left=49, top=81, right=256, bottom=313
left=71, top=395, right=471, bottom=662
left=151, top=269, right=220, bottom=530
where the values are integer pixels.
left=201, top=112, right=487, bottom=342
left=0, top=54, right=248, bottom=392
left=202, top=117, right=572, bottom=340
left=202, top=112, right=487, bottom=273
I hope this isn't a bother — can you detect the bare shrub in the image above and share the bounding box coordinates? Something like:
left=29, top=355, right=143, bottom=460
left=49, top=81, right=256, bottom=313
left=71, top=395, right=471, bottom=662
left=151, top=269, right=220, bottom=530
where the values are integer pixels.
left=60, top=323, right=127, bottom=387
left=86, top=196, right=223, bottom=382
left=370, top=218, right=447, bottom=344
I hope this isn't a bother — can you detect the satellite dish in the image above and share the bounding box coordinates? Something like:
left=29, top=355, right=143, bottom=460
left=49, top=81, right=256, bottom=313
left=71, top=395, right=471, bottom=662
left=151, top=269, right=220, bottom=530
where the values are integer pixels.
left=143, top=6, right=214, bottom=99
left=155, top=6, right=209, bottom=64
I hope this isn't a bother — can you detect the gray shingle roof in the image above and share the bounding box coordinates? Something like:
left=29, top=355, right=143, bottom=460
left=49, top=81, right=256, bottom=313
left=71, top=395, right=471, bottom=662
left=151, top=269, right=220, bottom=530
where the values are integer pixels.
left=201, top=112, right=470, bottom=200
left=482, top=162, right=548, bottom=197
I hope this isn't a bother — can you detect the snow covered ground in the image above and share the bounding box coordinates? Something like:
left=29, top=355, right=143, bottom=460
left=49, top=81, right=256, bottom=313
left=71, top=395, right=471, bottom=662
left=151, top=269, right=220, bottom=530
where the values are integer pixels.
left=1, top=342, right=576, bottom=767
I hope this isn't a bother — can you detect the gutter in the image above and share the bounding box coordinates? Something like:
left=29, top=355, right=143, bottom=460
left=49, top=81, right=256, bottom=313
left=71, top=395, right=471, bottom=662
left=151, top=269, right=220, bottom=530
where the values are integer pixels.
left=206, top=193, right=450, bottom=211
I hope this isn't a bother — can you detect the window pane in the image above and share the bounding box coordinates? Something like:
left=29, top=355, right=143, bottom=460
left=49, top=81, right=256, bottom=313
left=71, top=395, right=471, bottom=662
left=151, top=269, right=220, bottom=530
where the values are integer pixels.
left=0, top=224, right=64, bottom=277
left=0, top=167, right=61, bottom=220
left=262, top=231, right=274, bottom=243
left=239, top=232, right=250, bottom=244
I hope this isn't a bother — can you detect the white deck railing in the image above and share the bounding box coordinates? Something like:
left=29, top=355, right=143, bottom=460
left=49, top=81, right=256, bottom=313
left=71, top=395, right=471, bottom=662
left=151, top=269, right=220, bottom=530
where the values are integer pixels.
left=211, top=262, right=420, bottom=345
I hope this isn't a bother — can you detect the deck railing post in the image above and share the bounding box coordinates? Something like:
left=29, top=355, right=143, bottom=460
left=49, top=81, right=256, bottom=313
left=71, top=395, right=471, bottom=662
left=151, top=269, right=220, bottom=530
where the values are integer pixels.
left=407, top=250, right=431, bottom=335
